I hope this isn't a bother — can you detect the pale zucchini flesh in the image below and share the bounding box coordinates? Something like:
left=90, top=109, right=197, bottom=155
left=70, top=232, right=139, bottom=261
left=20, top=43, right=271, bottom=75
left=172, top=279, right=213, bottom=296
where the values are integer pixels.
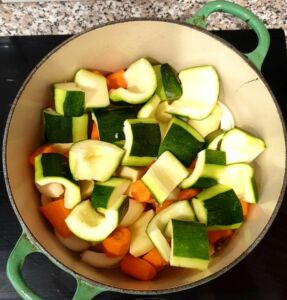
left=166, top=66, right=219, bottom=120
left=142, top=151, right=189, bottom=204
left=69, top=140, right=124, bottom=182
left=110, top=58, right=157, bottom=104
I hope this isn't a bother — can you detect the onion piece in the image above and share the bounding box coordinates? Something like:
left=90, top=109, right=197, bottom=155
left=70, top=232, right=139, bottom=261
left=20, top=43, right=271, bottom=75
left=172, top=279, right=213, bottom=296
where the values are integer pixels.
left=55, top=230, right=90, bottom=252
left=219, top=101, right=235, bottom=131
left=81, top=250, right=124, bottom=268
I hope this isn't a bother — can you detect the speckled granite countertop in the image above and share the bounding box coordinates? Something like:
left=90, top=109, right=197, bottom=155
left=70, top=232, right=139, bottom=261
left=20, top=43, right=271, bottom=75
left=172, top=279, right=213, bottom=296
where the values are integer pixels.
left=0, top=0, right=286, bottom=41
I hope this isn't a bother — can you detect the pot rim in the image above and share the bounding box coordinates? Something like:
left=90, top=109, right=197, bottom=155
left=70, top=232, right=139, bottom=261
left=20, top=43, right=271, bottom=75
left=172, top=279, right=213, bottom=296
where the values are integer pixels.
left=3, top=18, right=287, bottom=295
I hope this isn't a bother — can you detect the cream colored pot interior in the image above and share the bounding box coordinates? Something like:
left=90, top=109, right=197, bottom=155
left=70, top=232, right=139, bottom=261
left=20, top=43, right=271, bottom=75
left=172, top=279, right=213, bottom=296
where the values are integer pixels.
left=5, top=21, right=286, bottom=292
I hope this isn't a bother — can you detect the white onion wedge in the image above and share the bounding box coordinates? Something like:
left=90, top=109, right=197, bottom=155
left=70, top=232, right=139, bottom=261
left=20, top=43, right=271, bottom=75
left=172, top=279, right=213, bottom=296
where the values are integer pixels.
left=219, top=101, right=235, bottom=131
left=81, top=250, right=124, bottom=268
left=36, top=182, right=64, bottom=198
left=120, top=199, right=145, bottom=227
left=55, top=230, right=90, bottom=252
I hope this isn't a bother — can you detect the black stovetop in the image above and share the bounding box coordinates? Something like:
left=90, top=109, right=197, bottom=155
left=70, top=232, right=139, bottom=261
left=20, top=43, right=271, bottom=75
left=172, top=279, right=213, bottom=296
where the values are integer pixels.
left=0, top=30, right=287, bottom=300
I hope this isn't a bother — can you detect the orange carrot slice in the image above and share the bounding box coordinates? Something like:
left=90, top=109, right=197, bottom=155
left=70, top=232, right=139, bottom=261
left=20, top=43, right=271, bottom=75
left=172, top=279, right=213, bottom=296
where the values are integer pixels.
left=155, top=199, right=174, bottom=214
left=102, top=226, right=131, bottom=257
left=143, top=248, right=167, bottom=271
left=178, top=188, right=201, bottom=200
left=120, top=254, right=157, bottom=281
left=40, top=199, right=72, bottom=238
left=208, top=230, right=233, bottom=245
left=29, top=144, right=55, bottom=166
left=240, top=199, right=249, bottom=219
left=106, top=69, right=127, bottom=90
left=130, top=180, right=153, bottom=203
left=91, top=122, right=100, bottom=140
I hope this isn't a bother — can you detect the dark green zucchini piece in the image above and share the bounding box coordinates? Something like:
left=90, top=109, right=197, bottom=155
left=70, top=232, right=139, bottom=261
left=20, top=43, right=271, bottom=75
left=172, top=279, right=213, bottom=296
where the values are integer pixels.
left=122, top=118, right=161, bottom=166
left=54, top=82, right=85, bottom=117
left=192, top=184, right=243, bottom=230
left=158, top=117, right=204, bottom=166
left=170, top=220, right=209, bottom=270
left=43, top=108, right=88, bottom=143
left=154, top=63, right=182, bottom=100
left=92, top=106, right=136, bottom=144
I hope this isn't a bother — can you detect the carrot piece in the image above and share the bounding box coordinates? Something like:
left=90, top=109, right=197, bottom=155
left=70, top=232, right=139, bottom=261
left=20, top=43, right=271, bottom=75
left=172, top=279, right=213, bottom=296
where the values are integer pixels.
left=102, top=226, right=131, bottom=257
left=29, top=144, right=55, bottom=166
left=155, top=199, right=174, bottom=214
left=131, top=180, right=154, bottom=203
left=208, top=230, right=233, bottom=245
left=91, top=122, right=100, bottom=140
left=106, top=69, right=127, bottom=90
left=240, top=199, right=249, bottom=219
left=178, top=188, right=201, bottom=200
left=120, top=254, right=157, bottom=281
left=143, top=248, right=167, bottom=271
left=188, top=158, right=197, bottom=171
left=40, top=199, right=72, bottom=238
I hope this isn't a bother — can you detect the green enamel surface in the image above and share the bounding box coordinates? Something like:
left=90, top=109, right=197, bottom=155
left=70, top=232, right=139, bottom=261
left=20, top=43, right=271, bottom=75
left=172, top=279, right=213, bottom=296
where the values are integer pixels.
left=186, top=0, right=270, bottom=70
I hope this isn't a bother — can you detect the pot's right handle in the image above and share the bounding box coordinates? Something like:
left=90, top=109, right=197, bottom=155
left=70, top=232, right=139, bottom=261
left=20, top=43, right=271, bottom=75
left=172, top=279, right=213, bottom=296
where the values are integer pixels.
left=7, top=233, right=105, bottom=299
left=186, top=0, right=270, bottom=70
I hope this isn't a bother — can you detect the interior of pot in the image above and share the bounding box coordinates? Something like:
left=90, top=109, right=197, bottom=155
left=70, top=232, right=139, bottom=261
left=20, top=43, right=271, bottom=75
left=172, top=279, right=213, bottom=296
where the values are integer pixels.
left=5, top=20, right=286, bottom=292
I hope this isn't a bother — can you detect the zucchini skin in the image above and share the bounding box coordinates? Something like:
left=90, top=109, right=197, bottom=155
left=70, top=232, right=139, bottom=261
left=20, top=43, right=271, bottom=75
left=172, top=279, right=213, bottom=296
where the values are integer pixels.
left=63, top=91, right=85, bottom=117
left=41, top=153, right=72, bottom=180
left=130, top=123, right=161, bottom=157
left=93, top=106, right=136, bottom=143
left=159, top=123, right=204, bottom=165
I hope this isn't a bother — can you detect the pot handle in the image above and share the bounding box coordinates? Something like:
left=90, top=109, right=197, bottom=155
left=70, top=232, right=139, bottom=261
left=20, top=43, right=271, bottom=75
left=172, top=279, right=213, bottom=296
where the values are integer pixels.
left=186, top=0, right=270, bottom=70
left=7, top=233, right=105, bottom=299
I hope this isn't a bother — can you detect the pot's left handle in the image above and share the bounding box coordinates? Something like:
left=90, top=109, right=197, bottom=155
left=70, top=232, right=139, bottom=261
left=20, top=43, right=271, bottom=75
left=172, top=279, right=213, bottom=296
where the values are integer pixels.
left=7, top=233, right=105, bottom=299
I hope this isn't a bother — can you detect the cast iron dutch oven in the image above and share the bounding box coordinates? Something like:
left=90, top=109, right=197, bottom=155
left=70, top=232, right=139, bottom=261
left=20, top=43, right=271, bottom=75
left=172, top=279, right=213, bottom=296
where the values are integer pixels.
left=3, top=1, right=287, bottom=299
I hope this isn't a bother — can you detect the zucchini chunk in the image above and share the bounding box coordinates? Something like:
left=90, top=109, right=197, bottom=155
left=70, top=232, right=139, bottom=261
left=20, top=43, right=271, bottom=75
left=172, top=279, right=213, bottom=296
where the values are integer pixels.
left=188, top=103, right=222, bottom=137
left=205, top=129, right=225, bottom=150
left=220, top=128, right=266, bottom=163
left=69, top=140, right=124, bottom=181
left=219, top=163, right=258, bottom=203
left=122, top=119, right=161, bottom=166
left=116, top=166, right=146, bottom=182
left=66, top=197, right=127, bottom=242
left=142, top=151, right=189, bottom=204
left=109, top=58, right=157, bottom=104
left=170, top=220, right=209, bottom=270
left=155, top=101, right=172, bottom=123
left=74, top=69, right=109, bottom=109
left=54, top=82, right=85, bottom=117
left=180, top=149, right=226, bottom=189
left=192, top=184, right=243, bottom=230
left=92, top=106, right=136, bottom=144
left=35, top=153, right=80, bottom=209
left=166, top=66, right=219, bottom=120
left=146, top=200, right=195, bottom=261
left=153, top=63, right=182, bottom=100
left=137, top=94, right=161, bottom=118
left=159, top=117, right=204, bottom=166
left=43, top=108, right=88, bottom=143
left=91, top=177, right=131, bottom=211
left=129, top=210, right=155, bottom=257
left=218, top=102, right=235, bottom=131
